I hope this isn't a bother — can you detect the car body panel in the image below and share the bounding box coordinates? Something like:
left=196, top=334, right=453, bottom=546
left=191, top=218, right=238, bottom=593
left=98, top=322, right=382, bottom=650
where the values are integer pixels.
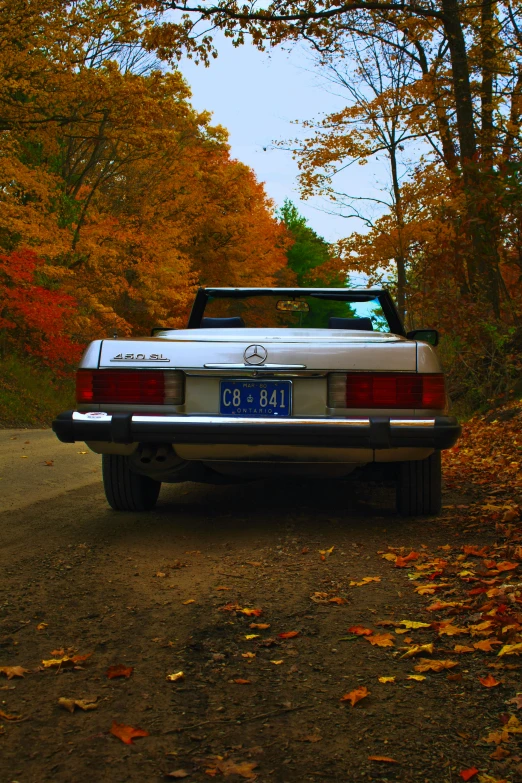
left=54, top=288, right=460, bottom=481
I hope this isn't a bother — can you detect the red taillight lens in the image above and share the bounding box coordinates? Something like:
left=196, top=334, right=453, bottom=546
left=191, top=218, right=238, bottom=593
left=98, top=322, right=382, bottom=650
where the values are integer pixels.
left=328, top=373, right=446, bottom=409
left=76, top=370, right=184, bottom=405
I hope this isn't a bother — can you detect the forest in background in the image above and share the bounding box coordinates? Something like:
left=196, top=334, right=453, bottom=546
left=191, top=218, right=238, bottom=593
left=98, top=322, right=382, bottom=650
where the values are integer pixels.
left=1, top=0, right=522, bottom=422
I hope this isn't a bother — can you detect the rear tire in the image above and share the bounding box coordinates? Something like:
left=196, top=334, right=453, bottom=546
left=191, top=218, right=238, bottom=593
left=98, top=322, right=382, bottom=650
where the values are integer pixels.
left=396, top=451, right=442, bottom=516
left=102, top=455, right=161, bottom=511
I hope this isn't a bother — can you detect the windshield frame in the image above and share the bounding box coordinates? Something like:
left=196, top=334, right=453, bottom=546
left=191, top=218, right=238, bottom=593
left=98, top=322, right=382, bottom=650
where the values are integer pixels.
left=187, top=288, right=405, bottom=336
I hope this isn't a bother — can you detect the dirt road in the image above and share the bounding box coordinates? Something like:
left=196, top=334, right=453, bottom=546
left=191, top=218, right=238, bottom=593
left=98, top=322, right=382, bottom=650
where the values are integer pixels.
left=1, top=429, right=520, bottom=783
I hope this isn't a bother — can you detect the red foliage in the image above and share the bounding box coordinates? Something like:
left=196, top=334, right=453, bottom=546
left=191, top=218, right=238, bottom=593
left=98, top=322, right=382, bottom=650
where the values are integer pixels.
left=0, top=248, right=83, bottom=372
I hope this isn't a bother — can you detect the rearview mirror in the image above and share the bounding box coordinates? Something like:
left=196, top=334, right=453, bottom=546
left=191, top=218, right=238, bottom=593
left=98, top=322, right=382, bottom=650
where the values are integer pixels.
left=406, top=329, right=439, bottom=347
left=277, top=300, right=310, bottom=313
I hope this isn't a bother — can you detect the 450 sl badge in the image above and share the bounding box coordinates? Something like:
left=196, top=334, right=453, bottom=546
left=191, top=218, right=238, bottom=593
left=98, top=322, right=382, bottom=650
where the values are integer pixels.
left=111, top=353, right=170, bottom=362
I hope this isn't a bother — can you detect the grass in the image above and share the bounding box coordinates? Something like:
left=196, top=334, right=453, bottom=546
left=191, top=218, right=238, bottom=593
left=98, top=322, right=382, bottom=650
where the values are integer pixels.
left=0, top=353, right=75, bottom=428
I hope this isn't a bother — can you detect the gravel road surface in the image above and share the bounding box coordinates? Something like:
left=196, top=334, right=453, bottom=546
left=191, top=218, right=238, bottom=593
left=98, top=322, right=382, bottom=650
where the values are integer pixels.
left=0, top=431, right=518, bottom=783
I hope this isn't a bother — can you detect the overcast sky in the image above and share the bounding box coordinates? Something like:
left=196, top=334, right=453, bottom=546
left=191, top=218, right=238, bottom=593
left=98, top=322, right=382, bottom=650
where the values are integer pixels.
left=179, top=36, right=387, bottom=244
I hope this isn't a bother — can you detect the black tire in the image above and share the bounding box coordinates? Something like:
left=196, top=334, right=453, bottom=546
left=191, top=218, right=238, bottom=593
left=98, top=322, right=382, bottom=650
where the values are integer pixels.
left=396, top=450, right=442, bottom=516
left=102, top=455, right=161, bottom=511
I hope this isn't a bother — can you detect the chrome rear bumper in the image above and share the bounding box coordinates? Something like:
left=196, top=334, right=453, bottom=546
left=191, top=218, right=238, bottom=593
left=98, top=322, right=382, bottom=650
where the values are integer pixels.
left=53, top=411, right=460, bottom=450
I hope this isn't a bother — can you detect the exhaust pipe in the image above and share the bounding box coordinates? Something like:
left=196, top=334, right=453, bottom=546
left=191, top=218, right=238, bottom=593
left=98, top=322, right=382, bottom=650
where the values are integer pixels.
left=140, top=446, right=155, bottom=464
left=155, top=446, right=170, bottom=463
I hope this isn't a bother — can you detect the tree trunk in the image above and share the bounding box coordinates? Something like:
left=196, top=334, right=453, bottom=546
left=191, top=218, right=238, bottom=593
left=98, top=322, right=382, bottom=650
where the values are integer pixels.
left=389, top=140, right=407, bottom=322
left=441, top=0, right=500, bottom=316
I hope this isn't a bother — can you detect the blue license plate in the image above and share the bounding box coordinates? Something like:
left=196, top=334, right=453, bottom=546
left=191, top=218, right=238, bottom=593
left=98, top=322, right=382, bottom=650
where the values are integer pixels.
left=220, top=380, right=291, bottom=416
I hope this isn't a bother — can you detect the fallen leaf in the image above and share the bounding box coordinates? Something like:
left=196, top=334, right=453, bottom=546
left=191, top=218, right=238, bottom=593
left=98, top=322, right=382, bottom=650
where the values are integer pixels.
left=278, top=631, right=299, bottom=639
left=182, top=599, right=195, bottom=605
left=239, top=608, right=262, bottom=617
left=454, top=645, right=475, bottom=654
left=106, top=665, right=133, bottom=679
left=0, top=709, right=24, bottom=721
left=378, top=676, right=395, bottom=683
left=400, top=643, right=434, bottom=659
left=366, top=633, right=394, bottom=648
left=244, top=634, right=259, bottom=640
left=368, top=756, right=399, bottom=763
left=414, top=659, right=458, bottom=672
left=426, top=600, right=460, bottom=611
left=415, top=584, right=442, bottom=595
left=215, top=586, right=231, bottom=591
left=460, top=768, right=479, bottom=781
left=270, top=660, right=284, bottom=665
left=406, top=674, right=426, bottom=681
left=470, top=620, right=494, bottom=634
left=507, top=694, right=522, bottom=709
left=42, top=653, right=91, bottom=669
left=215, top=759, right=258, bottom=779
left=496, top=561, right=518, bottom=572
left=110, top=721, right=149, bottom=744
left=250, top=623, right=270, bottom=630
left=347, top=626, right=373, bottom=636
left=319, top=545, right=335, bottom=561
left=447, top=673, right=463, bottom=682
left=0, top=666, right=29, bottom=679
left=490, top=746, right=510, bottom=759
left=483, top=730, right=506, bottom=744
left=58, top=696, right=98, bottom=713
left=36, top=623, right=48, bottom=631
left=474, top=640, right=501, bottom=652
left=463, top=546, right=489, bottom=557
left=438, top=625, right=468, bottom=637
left=381, top=552, right=397, bottom=561
left=242, top=652, right=256, bottom=659
left=166, top=672, right=184, bottom=682
left=233, top=679, right=251, bottom=684
left=341, top=686, right=369, bottom=706
left=479, top=674, right=500, bottom=688
left=349, top=576, right=381, bottom=587
left=397, top=620, right=431, bottom=629
left=328, top=597, right=346, bottom=604
left=166, top=771, right=190, bottom=779
left=498, top=642, right=522, bottom=657
left=395, top=551, right=420, bottom=567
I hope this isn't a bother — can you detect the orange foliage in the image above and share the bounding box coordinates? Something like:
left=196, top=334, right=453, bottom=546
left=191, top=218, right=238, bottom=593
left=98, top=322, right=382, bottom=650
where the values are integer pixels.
left=0, top=1, right=290, bottom=372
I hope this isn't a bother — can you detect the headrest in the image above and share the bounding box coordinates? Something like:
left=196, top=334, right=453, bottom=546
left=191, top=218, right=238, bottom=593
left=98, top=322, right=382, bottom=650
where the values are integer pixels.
left=328, top=317, right=374, bottom=331
left=200, top=316, right=245, bottom=328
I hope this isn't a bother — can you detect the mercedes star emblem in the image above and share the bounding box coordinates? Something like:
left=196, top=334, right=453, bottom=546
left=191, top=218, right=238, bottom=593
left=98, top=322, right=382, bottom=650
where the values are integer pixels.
left=243, top=344, right=268, bottom=365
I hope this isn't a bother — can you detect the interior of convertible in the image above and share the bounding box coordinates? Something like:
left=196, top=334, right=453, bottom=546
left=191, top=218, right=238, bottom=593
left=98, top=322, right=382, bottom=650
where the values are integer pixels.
left=198, top=294, right=391, bottom=332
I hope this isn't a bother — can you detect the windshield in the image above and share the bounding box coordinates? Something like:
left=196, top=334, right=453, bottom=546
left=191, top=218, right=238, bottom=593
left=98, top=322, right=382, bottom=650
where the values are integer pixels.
left=201, top=293, right=392, bottom=332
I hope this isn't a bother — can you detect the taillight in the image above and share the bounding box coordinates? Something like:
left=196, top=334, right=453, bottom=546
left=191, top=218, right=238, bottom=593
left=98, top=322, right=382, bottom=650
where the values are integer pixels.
left=328, top=373, right=446, bottom=409
left=76, top=370, right=184, bottom=405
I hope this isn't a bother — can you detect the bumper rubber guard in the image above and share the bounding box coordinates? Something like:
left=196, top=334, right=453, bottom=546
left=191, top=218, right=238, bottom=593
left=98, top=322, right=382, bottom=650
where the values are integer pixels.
left=52, top=411, right=461, bottom=450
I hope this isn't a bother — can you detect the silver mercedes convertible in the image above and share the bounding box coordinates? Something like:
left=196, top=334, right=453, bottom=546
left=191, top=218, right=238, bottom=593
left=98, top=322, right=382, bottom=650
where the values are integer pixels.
left=53, top=288, right=460, bottom=515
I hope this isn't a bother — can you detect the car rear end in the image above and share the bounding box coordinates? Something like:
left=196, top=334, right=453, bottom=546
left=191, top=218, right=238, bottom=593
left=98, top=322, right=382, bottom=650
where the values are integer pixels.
left=53, top=325, right=459, bottom=515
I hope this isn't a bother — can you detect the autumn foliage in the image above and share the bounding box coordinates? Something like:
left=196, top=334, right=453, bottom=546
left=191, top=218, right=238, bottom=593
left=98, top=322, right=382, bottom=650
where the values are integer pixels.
left=0, top=0, right=291, bottom=373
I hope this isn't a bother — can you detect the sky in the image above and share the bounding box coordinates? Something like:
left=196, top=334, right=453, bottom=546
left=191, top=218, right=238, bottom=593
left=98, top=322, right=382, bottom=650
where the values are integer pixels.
left=179, top=36, right=387, bottom=244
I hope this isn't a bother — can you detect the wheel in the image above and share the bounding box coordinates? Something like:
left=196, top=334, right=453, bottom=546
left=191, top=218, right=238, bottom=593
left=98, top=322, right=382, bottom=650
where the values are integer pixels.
left=102, top=455, right=161, bottom=511
left=396, top=451, right=442, bottom=516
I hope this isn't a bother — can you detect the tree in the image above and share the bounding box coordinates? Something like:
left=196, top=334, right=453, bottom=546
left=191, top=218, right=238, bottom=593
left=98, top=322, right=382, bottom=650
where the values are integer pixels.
left=147, top=0, right=522, bottom=317
left=277, top=199, right=339, bottom=285
left=288, top=32, right=420, bottom=319
left=0, top=0, right=290, bottom=367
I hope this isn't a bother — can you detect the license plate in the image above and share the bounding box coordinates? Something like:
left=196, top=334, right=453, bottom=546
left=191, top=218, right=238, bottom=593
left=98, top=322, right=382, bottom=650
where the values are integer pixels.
left=220, top=380, right=291, bottom=417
